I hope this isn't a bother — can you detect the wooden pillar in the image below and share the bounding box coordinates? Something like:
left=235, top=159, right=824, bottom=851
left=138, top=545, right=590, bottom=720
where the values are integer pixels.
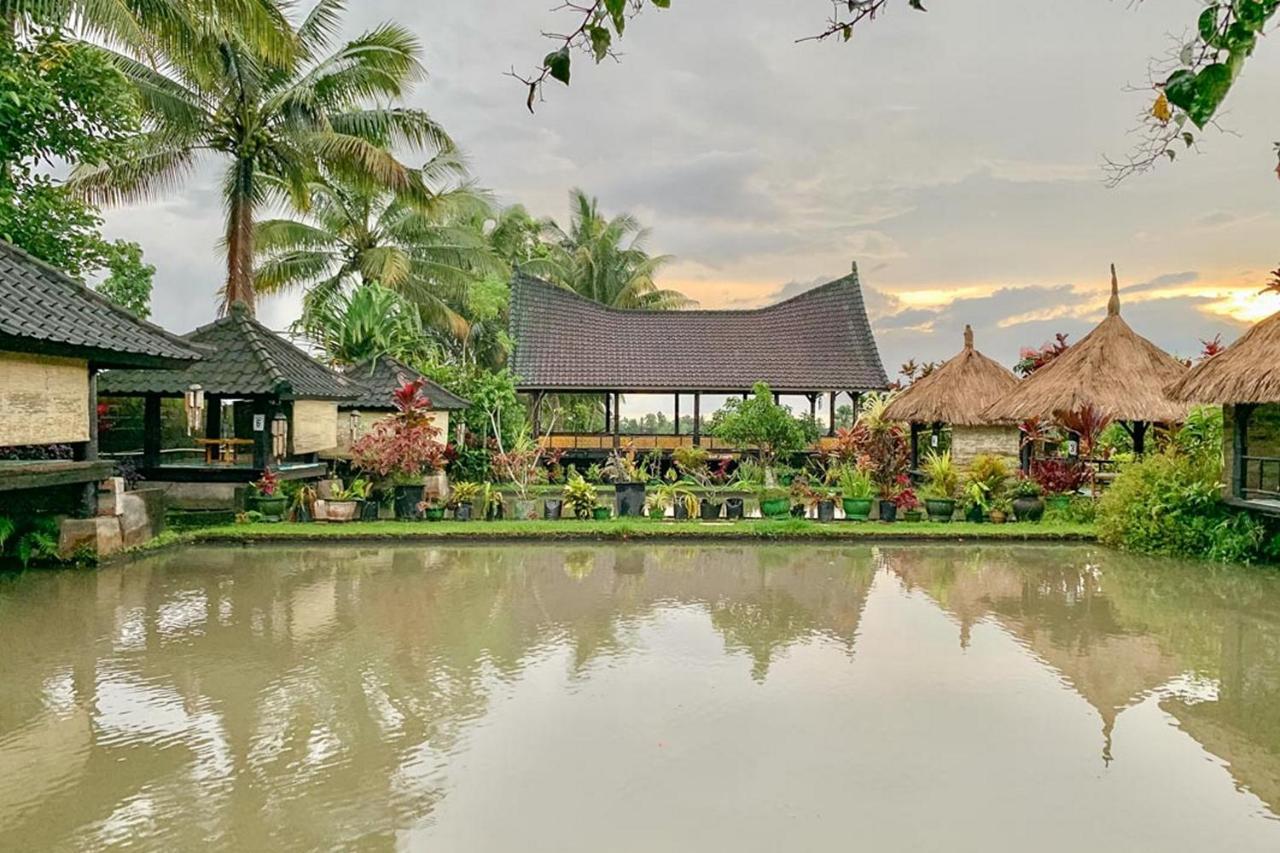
left=849, top=392, right=862, bottom=422
left=142, top=394, right=162, bottom=470
left=603, top=393, right=611, bottom=434
left=828, top=392, right=837, bottom=436
left=674, top=393, right=681, bottom=436
left=252, top=398, right=273, bottom=470
left=75, top=370, right=99, bottom=462
left=931, top=422, right=943, bottom=455
left=909, top=422, right=922, bottom=470
left=612, top=392, right=621, bottom=449
left=530, top=392, right=543, bottom=437
left=1234, top=404, right=1252, bottom=499
left=693, top=393, right=702, bottom=446
left=1132, top=420, right=1148, bottom=457
left=206, top=394, right=222, bottom=462
left=808, top=394, right=817, bottom=421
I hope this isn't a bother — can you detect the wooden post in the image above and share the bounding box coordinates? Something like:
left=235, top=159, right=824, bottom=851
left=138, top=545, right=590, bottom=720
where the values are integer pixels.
left=252, top=398, right=272, bottom=470
left=674, top=393, right=681, bottom=436
left=612, top=392, right=621, bottom=449
left=808, top=394, right=817, bottom=421
left=909, top=422, right=922, bottom=470
left=1234, top=404, right=1252, bottom=499
left=530, top=392, right=543, bottom=437
left=693, top=393, right=702, bottom=446
left=828, top=392, right=837, bottom=436
left=142, top=394, right=162, bottom=470
left=206, top=394, right=222, bottom=462
left=76, top=370, right=99, bottom=462
left=1132, top=420, right=1147, bottom=457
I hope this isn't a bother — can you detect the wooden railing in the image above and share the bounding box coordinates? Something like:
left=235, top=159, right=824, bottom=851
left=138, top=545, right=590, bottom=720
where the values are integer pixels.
left=1239, top=455, right=1280, bottom=501
left=540, top=433, right=842, bottom=454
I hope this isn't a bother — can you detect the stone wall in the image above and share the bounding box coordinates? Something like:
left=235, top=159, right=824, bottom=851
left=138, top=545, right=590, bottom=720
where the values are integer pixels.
left=951, top=425, right=1021, bottom=471
left=0, top=351, right=89, bottom=445
left=58, top=480, right=167, bottom=559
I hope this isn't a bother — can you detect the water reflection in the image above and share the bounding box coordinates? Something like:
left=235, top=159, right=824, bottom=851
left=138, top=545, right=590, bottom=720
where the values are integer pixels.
left=0, top=543, right=1277, bottom=850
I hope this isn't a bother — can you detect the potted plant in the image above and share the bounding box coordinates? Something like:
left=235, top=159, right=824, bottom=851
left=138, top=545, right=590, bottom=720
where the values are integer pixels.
left=481, top=482, right=505, bottom=520
left=354, top=479, right=379, bottom=520
left=1011, top=476, right=1045, bottom=522
left=836, top=465, right=875, bottom=521
left=248, top=468, right=286, bottom=521
left=491, top=429, right=553, bottom=521
left=646, top=491, right=667, bottom=519
left=604, top=445, right=648, bottom=518
left=592, top=505, right=612, bottom=521
left=351, top=379, right=448, bottom=520
left=563, top=474, right=598, bottom=520
left=899, top=488, right=923, bottom=522
left=328, top=480, right=366, bottom=523
left=289, top=482, right=317, bottom=523
left=962, top=480, right=990, bottom=523
left=544, top=494, right=564, bottom=520
left=724, top=492, right=746, bottom=520
left=1032, top=458, right=1087, bottom=511
left=709, top=382, right=817, bottom=489
left=449, top=481, right=481, bottom=521
left=758, top=487, right=791, bottom=519
left=989, top=497, right=1011, bottom=524
left=418, top=495, right=446, bottom=522
left=805, top=484, right=839, bottom=523
left=920, top=451, right=959, bottom=522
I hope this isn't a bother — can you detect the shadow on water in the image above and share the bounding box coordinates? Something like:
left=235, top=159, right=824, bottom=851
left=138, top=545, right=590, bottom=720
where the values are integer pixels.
left=0, top=542, right=1278, bottom=849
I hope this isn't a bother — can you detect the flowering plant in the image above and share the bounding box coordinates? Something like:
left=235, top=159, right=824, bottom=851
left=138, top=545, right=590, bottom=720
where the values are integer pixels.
left=893, top=485, right=920, bottom=511
left=252, top=467, right=280, bottom=497
left=351, top=379, right=447, bottom=480
left=1031, top=458, right=1087, bottom=496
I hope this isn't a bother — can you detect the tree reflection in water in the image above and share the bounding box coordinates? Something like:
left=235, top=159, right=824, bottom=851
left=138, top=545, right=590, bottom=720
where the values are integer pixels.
left=0, top=542, right=1277, bottom=849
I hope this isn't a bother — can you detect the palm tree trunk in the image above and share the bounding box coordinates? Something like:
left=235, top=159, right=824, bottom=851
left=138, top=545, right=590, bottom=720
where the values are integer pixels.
left=222, top=159, right=256, bottom=315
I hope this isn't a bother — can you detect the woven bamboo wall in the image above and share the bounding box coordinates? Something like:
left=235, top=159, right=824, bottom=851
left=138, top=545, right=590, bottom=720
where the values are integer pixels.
left=0, top=351, right=89, bottom=445
left=292, top=399, right=339, bottom=454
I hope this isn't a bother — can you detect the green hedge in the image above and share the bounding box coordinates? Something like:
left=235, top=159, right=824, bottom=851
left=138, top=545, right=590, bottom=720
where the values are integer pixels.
left=1097, top=451, right=1274, bottom=564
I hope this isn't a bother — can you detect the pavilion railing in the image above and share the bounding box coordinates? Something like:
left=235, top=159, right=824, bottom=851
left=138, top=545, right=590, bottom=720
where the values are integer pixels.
left=1239, top=455, right=1280, bottom=501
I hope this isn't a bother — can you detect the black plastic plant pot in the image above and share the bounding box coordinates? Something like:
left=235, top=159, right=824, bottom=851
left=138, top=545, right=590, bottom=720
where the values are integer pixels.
left=544, top=498, right=563, bottom=520
left=360, top=499, right=379, bottom=521
left=615, top=482, right=647, bottom=518
left=965, top=505, right=985, bottom=523
left=725, top=498, right=745, bottom=520
left=454, top=504, right=473, bottom=521
left=673, top=501, right=690, bottom=520
left=486, top=503, right=504, bottom=521
left=1012, top=496, right=1045, bottom=522
left=817, top=499, right=836, bottom=523
left=790, top=504, right=807, bottom=519
left=879, top=500, right=898, bottom=523
left=394, top=485, right=423, bottom=520
left=699, top=500, right=723, bottom=521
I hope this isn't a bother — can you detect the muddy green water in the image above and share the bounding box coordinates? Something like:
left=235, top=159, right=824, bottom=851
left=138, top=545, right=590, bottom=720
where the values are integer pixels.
left=2, top=544, right=1280, bottom=851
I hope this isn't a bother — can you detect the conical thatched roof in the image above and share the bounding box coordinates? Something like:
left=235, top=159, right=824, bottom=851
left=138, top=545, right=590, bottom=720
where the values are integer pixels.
left=883, top=325, right=1020, bottom=425
left=983, top=266, right=1190, bottom=424
left=1166, top=310, right=1280, bottom=404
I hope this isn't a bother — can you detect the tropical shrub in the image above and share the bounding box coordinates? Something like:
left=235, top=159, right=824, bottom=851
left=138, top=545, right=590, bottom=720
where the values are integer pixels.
left=351, top=379, right=447, bottom=480
left=563, top=474, right=599, bottom=519
left=1097, top=450, right=1270, bottom=564
left=1032, top=458, right=1088, bottom=496
left=968, top=454, right=1012, bottom=501
left=838, top=393, right=910, bottom=499
left=834, top=465, right=876, bottom=500
left=920, top=451, right=959, bottom=500
left=710, top=382, right=817, bottom=481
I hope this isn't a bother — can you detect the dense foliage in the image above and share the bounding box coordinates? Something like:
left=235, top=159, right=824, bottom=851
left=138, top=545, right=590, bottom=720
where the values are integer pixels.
left=1097, top=450, right=1272, bottom=564
left=710, top=383, right=817, bottom=480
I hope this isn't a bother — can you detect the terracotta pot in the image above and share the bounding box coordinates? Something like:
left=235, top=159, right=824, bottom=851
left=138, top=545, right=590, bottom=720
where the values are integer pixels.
left=327, top=500, right=359, bottom=523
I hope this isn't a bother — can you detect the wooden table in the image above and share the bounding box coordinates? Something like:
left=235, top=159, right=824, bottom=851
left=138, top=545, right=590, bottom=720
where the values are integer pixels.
left=195, top=438, right=255, bottom=465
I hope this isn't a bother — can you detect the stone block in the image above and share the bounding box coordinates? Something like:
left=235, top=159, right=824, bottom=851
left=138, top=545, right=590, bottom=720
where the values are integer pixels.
left=96, top=477, right=126, bottom=517
left=58, top=517, right=123, bottom=559
left=118, top=494, right=152, bottom=548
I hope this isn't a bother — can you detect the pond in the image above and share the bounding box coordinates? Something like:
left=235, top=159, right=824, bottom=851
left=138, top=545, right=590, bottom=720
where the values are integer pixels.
left=1, top=543, right=1279, bottom=851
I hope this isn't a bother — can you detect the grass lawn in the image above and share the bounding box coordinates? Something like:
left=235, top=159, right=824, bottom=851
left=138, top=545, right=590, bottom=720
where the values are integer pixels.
left=183, top=517, right=1096, bottom=545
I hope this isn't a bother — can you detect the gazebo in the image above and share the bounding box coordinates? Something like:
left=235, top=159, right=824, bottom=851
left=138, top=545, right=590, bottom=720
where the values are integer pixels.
left=509, top=264, right=889, bottom=455
left=331, top=354, right=470, bottom=457
left=983, top=265, right=1189, bottom=459
left=1166, top=309, right=1280, bottom=512
left=883, top=325, right=1021, bottom=469
left=0, top=239, right=200, bottom=514
left=98, top=303, right=357, bottom=484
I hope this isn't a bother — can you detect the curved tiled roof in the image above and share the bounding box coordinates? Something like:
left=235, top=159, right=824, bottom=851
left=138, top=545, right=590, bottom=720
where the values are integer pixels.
left=509, top=269, right=888, bottom=393
left=0, top=239, right=201, bottom=368
left=99, top=303, right=357, bottom=400
left=340, top=355, right=470, bottom=410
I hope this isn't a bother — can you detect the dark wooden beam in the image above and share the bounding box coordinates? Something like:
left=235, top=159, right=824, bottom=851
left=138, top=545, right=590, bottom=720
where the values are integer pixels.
left=909, top=422, right=922, bottom=470
left=252, top=398, right=273, bottom=470
left=603, top=393, right=611, bottom=435
left=1132, top=420, right=1148, bottom=456
left=1234, top=404, right=1252, bottom=499
left=674, top=393, right=681, bottom=436
left=828, top=392, right=837, bottom=436
left=142, top=394, right=162, bottom=469
left=693, top=393, right=702, bottom=446
left=612, top=392, right=621, bottom=449
left=206, top=394, right=222, bottom=462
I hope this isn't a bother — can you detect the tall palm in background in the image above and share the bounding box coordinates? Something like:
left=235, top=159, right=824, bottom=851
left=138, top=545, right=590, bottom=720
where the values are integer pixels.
left=70, top=0, right=448, bottom=314
left=303, top=281, right=432, bottom=366
left=253, top=154, right=501, bottom=354
left=529, top=188, right=692, bottom=309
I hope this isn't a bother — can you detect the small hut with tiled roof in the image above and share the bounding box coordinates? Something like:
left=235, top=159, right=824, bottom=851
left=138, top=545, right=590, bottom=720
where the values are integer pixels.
left=1167, top=308, right=1280, bottom=512
left=509, top=265, right=889, bottom=455
left=983, top=265, right=1189, bottom=456
left=0, top=239, right=201, bottom=504
left=884, top=325, right=1021, bottom=469
left=99, top=302, right=357, bottom=482
left=329, top=354, right=470, bottom=457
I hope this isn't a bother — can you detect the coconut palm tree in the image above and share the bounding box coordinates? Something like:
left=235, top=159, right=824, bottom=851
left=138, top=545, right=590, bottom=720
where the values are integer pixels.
left=71, top=0, right=449, bottom=315
left=253, top=155, right=501, bottom=351
left=300, top=281, right=432, bottom=367
left=528, top=188, right=692, bottom=309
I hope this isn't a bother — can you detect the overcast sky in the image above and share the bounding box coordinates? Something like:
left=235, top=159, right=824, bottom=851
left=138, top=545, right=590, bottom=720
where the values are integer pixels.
left=102, top=0, right=1280, bottom=377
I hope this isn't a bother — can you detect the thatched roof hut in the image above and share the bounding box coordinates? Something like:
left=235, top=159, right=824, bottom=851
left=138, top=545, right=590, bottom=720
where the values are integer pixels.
left=1166, top=310, right=1280, bottom=404
left=885, top=325, right=1019, bottom=426
left=983, top=265, right=1189, bottom=427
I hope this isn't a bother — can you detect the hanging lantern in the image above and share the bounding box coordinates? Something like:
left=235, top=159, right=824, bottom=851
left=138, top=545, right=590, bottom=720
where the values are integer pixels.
left=183, top=385, right=205, bottom=436
left=271, top=413, right=289, bottom=460
left=348, top=410, right=362, bottom=442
